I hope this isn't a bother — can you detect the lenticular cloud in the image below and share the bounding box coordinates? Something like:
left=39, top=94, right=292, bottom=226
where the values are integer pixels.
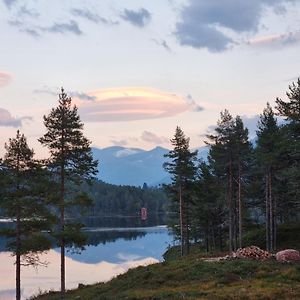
left=74, top=87, right=199, bottom=122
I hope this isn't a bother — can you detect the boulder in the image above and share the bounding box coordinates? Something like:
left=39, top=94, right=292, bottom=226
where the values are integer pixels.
left=276, top=249, right=300, bottom=262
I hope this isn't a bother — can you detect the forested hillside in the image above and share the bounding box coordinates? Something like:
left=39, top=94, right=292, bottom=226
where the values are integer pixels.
left=77, top=180, right=169, bottom=217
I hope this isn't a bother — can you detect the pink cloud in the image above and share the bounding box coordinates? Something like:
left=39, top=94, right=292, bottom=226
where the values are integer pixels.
left=74, top=87, right=202, bottom=122
left=0, top=72, right=12, bottom=87
left=248, top=31, right=300, bottom=47
left=141, top=131, right=169, bottom=145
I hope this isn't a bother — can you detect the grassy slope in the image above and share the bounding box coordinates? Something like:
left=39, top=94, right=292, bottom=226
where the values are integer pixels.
left=35, top=223, right=300, bottom=299
left=35, top=255, right=300, bottom=300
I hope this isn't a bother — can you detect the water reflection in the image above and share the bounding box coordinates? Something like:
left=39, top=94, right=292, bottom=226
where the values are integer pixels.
left=80, top=213, right=167, bottom=228
left=69, top=227, right=170, bottom=264
left=84, top=228, right=146, bottom=246
left=0, top=216, right=173, bottom=299
left=0, top=250, right=159, bottom=300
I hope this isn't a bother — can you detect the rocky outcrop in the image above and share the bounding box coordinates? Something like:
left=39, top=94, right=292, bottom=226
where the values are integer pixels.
left=276, top=249, right=300, bottom=262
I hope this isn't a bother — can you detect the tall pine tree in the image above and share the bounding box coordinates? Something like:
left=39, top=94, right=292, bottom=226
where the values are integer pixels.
left=206, top=110, right=236, bottom=252
left=39, top=88, right=98, bottom=293
left=255, top=103, right=280, bottom=251
left=0, top=131, right=52, bottom=300
left=232, top=116, right=252, bottom=248
left=163, top=126, right=197, bottom=256
left=206, top=110, right=251, bottom=251
left=193, top=161, right=225, bottom=252
left=276, top=79, right=300, bottom=217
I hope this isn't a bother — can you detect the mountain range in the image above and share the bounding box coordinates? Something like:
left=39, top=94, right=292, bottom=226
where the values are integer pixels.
left=92, top=146, right=209, bottom=187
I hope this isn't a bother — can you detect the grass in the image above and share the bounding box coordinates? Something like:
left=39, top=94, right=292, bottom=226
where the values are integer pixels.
left=35, top=253, right=300, bottom=299
left=34, top=222, right=300, bottom=299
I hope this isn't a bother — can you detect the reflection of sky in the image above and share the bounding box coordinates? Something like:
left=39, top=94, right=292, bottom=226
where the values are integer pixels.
left=0, top=227, right=173, bottom=299
left=65, top=230, right=173, bottom=264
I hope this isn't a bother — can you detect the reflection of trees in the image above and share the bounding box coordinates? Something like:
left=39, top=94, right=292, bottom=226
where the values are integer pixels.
left=0, top=236, right=7, bottom=251
left=84, top=230, right=146, bottom=246
left=0, top=215, right=167, bottom=252
left=0, top=230, right=148, bottom=251
left=0, top=222, right=12, bottom=251
left=80, top=214, right=166, bottom=229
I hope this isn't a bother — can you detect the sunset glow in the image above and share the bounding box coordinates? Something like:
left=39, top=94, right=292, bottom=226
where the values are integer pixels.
left=0, top=0, right=299, bottom=151
left=75, top=87, right=194, bottom=122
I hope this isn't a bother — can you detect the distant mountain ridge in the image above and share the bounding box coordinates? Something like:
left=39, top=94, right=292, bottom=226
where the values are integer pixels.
left=92, top=146, right=209, bottom=187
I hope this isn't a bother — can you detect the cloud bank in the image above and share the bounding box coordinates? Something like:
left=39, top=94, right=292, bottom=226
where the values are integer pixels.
left=0, top=108, right=32, bottom=127
left=120, top=8, right=151, bottom=27
left=3, top=0, right=17, bottom=9
left=8, top=19, right=82, bottom=37
left=175, top=0, right=294, bottom=52
left=110, top=130, right=169, bottom=147
left=34, top=87, right=96, bottom=101
left=74, top=87, right=202, bottom=122
left=141, top=131, right=169, bottom=144
left=42, top=20, right=82, bottom=35
left=71, top=8, right=118, bottom=25
left=248, top=31, right=300, bottom=48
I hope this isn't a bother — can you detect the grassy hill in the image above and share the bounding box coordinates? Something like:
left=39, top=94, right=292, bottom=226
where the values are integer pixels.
left=33, top=223, right=300, bottom=299
left=34, top=252, right=300, bottom=299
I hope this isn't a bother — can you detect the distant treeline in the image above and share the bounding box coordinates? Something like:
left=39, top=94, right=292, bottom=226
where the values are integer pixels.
left=76, top=181, right=169, bottom=217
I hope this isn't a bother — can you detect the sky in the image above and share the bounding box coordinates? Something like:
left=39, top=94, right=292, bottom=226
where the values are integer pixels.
left=1, top=0, right=300, bottom=157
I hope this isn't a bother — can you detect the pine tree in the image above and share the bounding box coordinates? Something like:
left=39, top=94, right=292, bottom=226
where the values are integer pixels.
left=206, top=110, right=236, bottom=252
left=0, top=131, right=52, bottom=300
left=193, top=161, right=224, bottom=252
left=275, top=79, right=300, bottom=217
left=276, top=78, right=300, bottom=125
left=163, top=126, right=197, bottom=256
left=255, top=103, right=280, bottom=251
left=232, top=116, right=252, bottom=249
left=206, top=110, right=251, bottom=252
left=39, top=88, right=98, bottom=293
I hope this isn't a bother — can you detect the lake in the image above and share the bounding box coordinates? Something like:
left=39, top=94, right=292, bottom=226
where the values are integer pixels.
left=0, top=216, right=174, bottom=300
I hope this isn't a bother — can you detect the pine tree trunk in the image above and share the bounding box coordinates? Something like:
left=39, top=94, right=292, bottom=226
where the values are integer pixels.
left=186, top=200, right=190, bottom=255
left=60, top=160, right=66, bottom=293
left=274, top=195, right=277, bottom=250
left=60, top=117, right=66, bottom=294
left=16, top=153, right=21, bottom=300
left=205, top=223, right=209, bottom=252
left=179, top=184, right=184, bottom=256
left=219, top=225, right=223, bottom=252
left=228, top=159, right=233, bottom=253
left=265, top=172, right=270, bottom=251
left=238, top=163, right=242, bottom=249
left=60, top=168, right=66, bottom=293
left=269, top=172, right=273, bottom=251
left=211, top=223, right=216, bottom=250
left=16, top=205, right=21, bottom=300
left=233, top=210, right=237, bottom=252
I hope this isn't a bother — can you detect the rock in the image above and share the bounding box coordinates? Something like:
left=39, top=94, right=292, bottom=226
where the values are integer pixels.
left=276, top=249, right=300, bottom=262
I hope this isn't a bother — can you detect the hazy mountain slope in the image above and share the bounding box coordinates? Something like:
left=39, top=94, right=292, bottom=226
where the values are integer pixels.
left=92, top=146, right=209, bottom=186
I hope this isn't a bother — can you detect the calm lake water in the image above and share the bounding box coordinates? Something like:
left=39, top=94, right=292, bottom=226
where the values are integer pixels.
left=0, top=216, right=173, bottom=300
